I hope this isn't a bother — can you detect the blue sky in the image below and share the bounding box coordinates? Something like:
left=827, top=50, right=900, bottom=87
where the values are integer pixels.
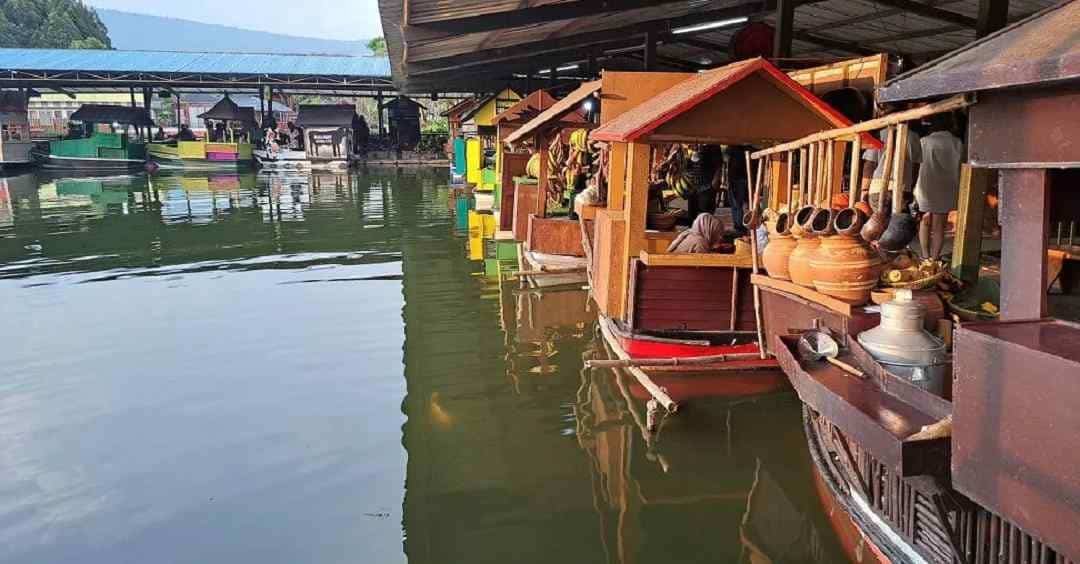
left=86, top=0, right=383, bottom=41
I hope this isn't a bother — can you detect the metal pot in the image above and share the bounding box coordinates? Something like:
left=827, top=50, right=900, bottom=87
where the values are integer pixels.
left=856, top=289, right=949, bottom=395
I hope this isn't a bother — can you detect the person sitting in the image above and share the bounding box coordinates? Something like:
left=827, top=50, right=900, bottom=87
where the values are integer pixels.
left=153, top=127, right=166, bottom=141
left=177, top=124, right=196, bottom=141
left=667, top=213, right=725, bottom=254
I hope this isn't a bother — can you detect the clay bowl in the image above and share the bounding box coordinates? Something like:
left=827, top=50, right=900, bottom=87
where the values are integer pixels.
left=790, top=205, right=818, bottom=238
left=833, top=207, right=867, bottom=237
left=877, top=212, right=919, bottom=251
left=809, top=207, right=835, bottom=236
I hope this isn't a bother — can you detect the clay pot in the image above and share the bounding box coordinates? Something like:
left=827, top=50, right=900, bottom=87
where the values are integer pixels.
left=809, top=206, right=836, bottom=236
left=790, top=205, right=817, bottom=238
left=763, top=214, right=797, bottom=280
left=833, top=207, right=867, bottom=236
left=788, top=235, right=821, bottom=287
left=809, top=235, right=884, bottom=305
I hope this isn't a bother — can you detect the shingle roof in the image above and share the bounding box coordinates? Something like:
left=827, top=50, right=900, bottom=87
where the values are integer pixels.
left=504, top=81, right=598, bottom=145
left=0, top=48, right=391, bottom=77
left=69, top=104, right=155, bottom=126
left=295, top=105, right=358, bottom=127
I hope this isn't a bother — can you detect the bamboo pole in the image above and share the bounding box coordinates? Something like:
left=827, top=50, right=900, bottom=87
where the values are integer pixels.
left=785, top=150, right=794, bottom=212
left=849, top=135, right=862, bottom=206
left=597, top=316, right=678, bottom=412
left=585, top=352, right=763, bottom=368
left=751, top=94, right=973, bottom=159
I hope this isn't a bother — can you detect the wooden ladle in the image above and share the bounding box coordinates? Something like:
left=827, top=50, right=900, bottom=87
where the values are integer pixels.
left=834, top=135, right=865, bottom=236
left=860, top=126, right=896, bottom=242
left=878, top=123, right=919, bottom=251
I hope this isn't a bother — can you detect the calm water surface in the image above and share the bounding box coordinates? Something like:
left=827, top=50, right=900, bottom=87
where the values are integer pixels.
left=0, top=168, right=850, bottom=563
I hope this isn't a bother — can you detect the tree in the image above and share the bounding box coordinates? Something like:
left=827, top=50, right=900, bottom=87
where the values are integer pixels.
left=0, top=0, right=111, bottom=49
left=367, top=36, right=387, bottom=55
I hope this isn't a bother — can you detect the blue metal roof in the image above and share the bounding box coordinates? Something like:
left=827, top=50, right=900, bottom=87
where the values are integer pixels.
left=0, top=48, right=391, bottom=78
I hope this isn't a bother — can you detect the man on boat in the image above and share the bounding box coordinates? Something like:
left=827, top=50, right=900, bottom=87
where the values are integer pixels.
left=177, top=124, right=196, bottom=142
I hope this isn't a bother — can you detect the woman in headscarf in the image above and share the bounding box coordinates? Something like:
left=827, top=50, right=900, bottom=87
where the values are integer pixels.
left=667, top=213, right=725, bottom=253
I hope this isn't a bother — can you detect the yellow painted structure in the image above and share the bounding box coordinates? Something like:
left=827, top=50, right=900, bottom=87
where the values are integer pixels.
left=466, top=139, right=482, bottom=185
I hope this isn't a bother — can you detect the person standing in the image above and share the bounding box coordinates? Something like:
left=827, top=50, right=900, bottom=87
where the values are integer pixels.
left=726, top=145, right=750, bottom=236
left=914, top=114, right=964, bottom=260
left=861, top=105, right=922, bottom=211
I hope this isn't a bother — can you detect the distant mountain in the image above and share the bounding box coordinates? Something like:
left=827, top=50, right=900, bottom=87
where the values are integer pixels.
left=96, top=9, right=372, bottom=55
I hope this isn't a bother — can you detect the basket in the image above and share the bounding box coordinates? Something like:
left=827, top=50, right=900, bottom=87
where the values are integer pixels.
left=885, top=270, right=945, bottom=290
left=647, top=210, right=682, bottom=231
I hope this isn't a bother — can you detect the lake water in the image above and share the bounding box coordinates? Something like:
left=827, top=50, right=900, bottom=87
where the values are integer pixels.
left=0, top=168, right=850, bottom=563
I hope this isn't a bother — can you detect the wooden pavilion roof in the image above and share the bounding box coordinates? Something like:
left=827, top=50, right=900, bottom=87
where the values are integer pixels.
left=592, top=57, right=870, bottom=145
left=493, top=90, right=558, bottom=125
left=379, top=0, right=1058, bottom=93
left=504, top=80, right=600, bottom=145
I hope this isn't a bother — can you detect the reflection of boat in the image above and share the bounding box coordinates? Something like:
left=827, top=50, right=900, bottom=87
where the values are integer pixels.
left=574, top=362, right=841, bottom=563
left=38, top=105, right=151, bottom=171
left=147, top=97, right=255, bottom=170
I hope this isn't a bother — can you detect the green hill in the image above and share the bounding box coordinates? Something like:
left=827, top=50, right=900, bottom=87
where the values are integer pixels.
left=0, top=0, right=110, bottom=49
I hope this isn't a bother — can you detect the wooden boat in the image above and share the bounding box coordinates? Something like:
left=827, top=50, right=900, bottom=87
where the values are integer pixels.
left=255, top=105, right=359, bottom=170
left=38, top=105, right=152, bottom=171
left=0, top=91, right=36, bottom=169
left=148, top=96, right=254, bottom=170
left=752, top=11, right=1080, bottom=561
left=583, top=58, right=860, bottom=410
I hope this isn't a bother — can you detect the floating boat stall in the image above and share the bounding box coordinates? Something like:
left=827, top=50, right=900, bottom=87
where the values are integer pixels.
left=147, top=95, right=254, bottom=170
left=256, top=105, right=359, bottom=170
left=584, top=58, right=866, bottom=411
left=0, top=91, right=35, bottom=169
left=748, top=5, right=1080, bottom=561
left=459, top=89, right=520, bottom=192
left=38, top=105, right=153, bottom=171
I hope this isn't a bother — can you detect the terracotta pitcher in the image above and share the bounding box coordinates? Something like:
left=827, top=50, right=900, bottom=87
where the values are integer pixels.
left=763, top=214, right=798, bottom=280
left=809, top=235, right=884, bottom=304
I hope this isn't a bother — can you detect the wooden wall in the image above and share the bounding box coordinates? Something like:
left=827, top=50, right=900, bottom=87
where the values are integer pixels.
left=628, top=262, right=757, bottom=333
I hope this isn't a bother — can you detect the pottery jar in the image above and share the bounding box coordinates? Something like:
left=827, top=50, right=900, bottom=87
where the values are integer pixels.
left=809, top=235, right=884, bottom=304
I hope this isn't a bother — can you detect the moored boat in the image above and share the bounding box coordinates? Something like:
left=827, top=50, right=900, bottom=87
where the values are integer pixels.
left=0, top=91, right=36, bottom=170
left=38, top=105, right=152, bottom=171
left=255, top=105, right=359, bottom=170
left=147, top=96, right=254, bottom=170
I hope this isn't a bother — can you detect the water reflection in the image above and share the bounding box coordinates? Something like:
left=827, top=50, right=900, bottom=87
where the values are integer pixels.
left=0, top=167, right=850, bottom=563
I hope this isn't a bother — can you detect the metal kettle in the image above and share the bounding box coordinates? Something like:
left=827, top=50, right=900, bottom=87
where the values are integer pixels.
left=857, top=289, right=949, bottom=394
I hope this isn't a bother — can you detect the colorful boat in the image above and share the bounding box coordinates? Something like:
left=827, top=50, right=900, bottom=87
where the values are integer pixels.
left=147, top=96, right=254, bottom=169
left=582, top=58, right=862, bottom=410
left=39, top=105, right=151, bottom=171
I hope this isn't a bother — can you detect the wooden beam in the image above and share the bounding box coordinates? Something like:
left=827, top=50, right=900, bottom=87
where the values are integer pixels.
left=976, top=0, right=1009, bottom=37
left=407, top=0, right=682, bottom=33
left=950, top=164, right=990, bottom=285
left=672, top=36, right=728, bottom=52
left=867, top=0, right=977, bottom=28
left=644, top=31, right=657, bottom=71
left=774, top=0, right=795, bottom=59
left=792, top=30, right=882, bottom=56
left=998, top=168, right=1049, bottom=321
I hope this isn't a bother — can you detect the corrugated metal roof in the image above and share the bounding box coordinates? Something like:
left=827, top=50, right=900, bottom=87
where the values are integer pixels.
left=879, top=0, right=1080, bottom=102
left=0, top=48, right=391, bottom=77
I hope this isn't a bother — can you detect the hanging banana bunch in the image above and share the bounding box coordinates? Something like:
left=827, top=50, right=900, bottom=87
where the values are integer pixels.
left=546, top=140, right=568, bottom=204
left=525, top=153, right=541, bottom=179
left=662, top=145, right=692, bottom=199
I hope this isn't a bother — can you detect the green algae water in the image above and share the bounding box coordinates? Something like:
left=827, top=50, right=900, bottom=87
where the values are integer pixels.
left=0, top=168, right=850, bottom=563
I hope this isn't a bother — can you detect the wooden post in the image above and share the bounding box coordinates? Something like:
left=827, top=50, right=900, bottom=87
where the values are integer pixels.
left=623, top=142, right=651, bottom=259
left=376, top=91, right=384, bottom=136
left=768, top=156, right=788, bottom=211
left=773, top=0, right=795, bottom=59
left=175, top=93, right=181, bottom=127
left=643, top=31, right=657, bottom=71
left=259, top=87, right=266, bottom=126
left=607, top=142, right=628, bottom=211
left=976, top=0, right=1009, bottom=38
left=129, top=87, right=136, bottom=107
left=998, top=168, right=1049, bottom=321
left=537, top=134, right=550, bottom=218
left=951, top=164, right=991, bottom=284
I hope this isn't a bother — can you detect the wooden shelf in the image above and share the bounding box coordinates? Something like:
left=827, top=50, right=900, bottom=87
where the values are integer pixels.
left=751, top=274, right=858, bottom=317
left=639, top=250, right=753, bottom=268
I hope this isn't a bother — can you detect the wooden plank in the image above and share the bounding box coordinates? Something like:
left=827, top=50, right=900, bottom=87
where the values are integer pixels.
left=998, top=168, right=1049, bottom=320
left=751, top=274, right=855, bottom=317
left=526, top=216, right=584, bottom=256
left=607, top=142, right=627, bottom=211
left=623, top=142, right=652, bottom=262
left=638, top=250, right=754, bottom=268
left=594, top=209, right=627, bottom=319
left=950, top=164, right=991, bottom=284
left=512, top=180, right=541, bottom=241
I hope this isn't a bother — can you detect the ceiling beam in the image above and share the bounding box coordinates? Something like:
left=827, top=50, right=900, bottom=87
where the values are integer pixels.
left=976, top=0, right=1009, bottom=37
left=671, top=36, right=729, bottom=52
left=801, top=0, right=967, bottom=33
left=865, top=0, right=977, bottom=28
left=792, top=30, right=883, bottom=56
left=406, top=0, right=685, bottom=34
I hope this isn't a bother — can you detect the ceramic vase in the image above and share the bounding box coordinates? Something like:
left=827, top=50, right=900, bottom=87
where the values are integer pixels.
left=788, top=236, right=821, bottom=288
left=809, top=235, right=884, bottom=305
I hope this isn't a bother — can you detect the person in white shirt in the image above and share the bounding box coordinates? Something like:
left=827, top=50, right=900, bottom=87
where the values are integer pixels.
left=860, top=105, right=922, bottom=212
left=914, top=114, right=964, bottom=260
